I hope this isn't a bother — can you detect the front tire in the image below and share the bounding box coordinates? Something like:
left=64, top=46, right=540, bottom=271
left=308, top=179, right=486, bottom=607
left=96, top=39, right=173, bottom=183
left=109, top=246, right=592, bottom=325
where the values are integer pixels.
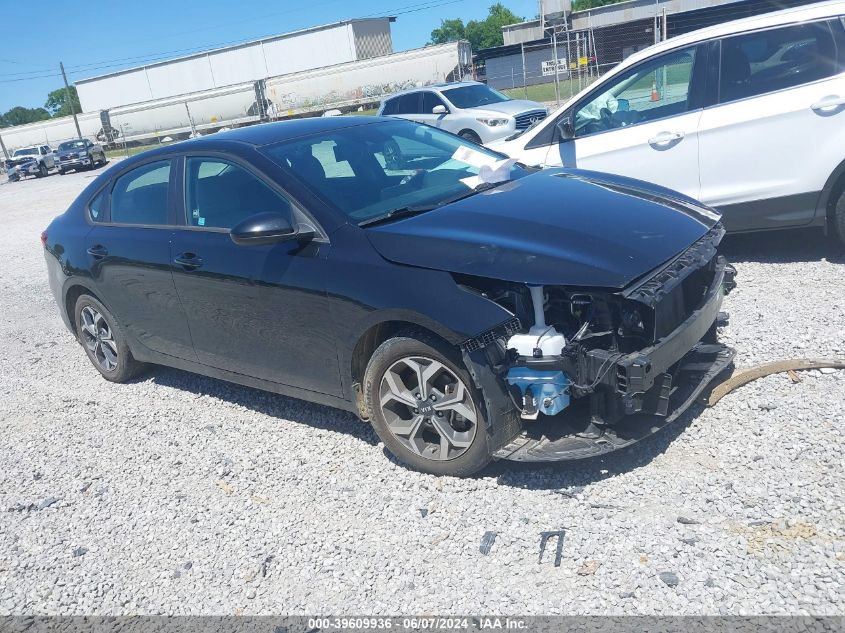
left=74, top=294, right=144, bottom=383
left=459, top=130, right=482, bottom=144
left=363, top=331, right=492, bottom=476
left=832, top=186, right=845, bottom=246
left=37, top=163, right=48, bottom=178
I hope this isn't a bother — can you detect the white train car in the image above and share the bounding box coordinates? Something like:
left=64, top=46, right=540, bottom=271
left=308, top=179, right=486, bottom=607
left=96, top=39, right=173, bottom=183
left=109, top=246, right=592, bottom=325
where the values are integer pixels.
left=0, top=112, right=103, bottom=152
left=265, top=41, right=472, bottom=115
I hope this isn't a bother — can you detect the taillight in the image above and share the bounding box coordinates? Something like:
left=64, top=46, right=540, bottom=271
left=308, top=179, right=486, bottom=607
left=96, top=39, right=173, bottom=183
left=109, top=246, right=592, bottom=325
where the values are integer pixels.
left=40, top=230, right=48, bottom=247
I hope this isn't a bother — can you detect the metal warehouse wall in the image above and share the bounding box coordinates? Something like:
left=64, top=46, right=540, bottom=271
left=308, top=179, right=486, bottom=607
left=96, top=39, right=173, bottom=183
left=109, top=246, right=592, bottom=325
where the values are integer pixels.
left=486, top=47, right=564, bottom=89
left=76, top=19, right=393, bottom=111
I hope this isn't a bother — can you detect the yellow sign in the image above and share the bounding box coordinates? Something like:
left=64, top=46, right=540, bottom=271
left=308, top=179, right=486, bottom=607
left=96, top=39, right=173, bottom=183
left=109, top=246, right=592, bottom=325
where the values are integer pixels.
left=579, top=56, right=588, bottom=66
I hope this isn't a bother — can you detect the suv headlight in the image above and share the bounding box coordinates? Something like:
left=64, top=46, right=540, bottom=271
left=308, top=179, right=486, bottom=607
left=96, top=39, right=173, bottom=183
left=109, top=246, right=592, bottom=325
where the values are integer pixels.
left=476, top=117, right=509, bottom=127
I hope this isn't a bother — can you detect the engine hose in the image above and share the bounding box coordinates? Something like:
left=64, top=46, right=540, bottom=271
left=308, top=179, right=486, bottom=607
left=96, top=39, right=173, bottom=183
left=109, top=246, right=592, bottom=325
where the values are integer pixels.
left=708, top=358, right=845, bottom=406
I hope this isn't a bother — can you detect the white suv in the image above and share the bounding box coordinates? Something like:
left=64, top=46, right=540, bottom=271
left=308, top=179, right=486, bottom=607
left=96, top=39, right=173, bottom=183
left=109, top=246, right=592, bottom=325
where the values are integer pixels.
left=495, top=1, right=845, bottom=242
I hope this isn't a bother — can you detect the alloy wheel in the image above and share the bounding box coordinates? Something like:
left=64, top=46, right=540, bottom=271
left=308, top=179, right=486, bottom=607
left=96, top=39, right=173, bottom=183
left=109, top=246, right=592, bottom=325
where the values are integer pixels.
left=80, top=306, right=118, bottom=372
left=378, top=356, right=477, bottom=461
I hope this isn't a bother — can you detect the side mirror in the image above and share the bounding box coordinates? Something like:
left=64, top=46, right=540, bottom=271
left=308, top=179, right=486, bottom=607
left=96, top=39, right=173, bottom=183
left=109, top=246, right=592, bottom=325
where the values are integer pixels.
left=556, top=116, right=574, bottom=141
left=432, top=104, right=447, bottom=115
left=230, top=212, right=313, bottom=246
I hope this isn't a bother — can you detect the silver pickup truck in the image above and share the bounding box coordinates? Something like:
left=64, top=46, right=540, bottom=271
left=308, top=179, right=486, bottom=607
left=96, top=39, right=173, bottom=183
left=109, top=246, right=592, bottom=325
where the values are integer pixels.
left=5, top=145, right=55, bottom=181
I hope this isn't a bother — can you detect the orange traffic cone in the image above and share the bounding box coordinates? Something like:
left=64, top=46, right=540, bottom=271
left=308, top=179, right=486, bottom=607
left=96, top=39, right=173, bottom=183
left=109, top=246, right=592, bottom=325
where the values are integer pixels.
left=650, top=80, right=659, bottom=102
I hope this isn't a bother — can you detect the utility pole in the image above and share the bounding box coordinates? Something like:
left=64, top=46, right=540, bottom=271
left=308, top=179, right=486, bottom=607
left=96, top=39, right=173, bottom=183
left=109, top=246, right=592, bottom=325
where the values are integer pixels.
left=60, top=62, right=82, bottom=139
left=0, top=134, right=8, bottom=160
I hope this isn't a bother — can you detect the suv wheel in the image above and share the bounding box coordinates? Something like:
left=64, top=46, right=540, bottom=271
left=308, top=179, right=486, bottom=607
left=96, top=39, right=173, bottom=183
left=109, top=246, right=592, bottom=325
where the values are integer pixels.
left=459, top=130, right=482, bottom=143
left=364, top=331, right=492, bottom=476
left=37, top=163, right=48, bottom=178
left=74, top=294, right=144, bottom=382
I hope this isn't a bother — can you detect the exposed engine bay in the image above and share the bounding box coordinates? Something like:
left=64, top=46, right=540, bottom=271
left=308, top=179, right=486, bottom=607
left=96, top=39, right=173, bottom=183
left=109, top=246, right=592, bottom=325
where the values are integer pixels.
left=459, top=225, right=737, bottom=461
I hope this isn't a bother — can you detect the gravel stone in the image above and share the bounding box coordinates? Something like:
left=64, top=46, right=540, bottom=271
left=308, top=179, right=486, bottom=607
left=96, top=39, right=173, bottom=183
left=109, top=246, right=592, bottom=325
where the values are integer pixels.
left=0, top=168, right=843, bottom=615
left=659, top=572, right=681, bottom=588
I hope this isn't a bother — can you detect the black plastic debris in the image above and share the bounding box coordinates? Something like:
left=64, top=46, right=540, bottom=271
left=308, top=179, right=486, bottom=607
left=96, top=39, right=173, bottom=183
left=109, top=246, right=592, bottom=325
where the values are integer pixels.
left=539, top=530, right=565, bottom=567
left=479, top=531, right=497, bottom=555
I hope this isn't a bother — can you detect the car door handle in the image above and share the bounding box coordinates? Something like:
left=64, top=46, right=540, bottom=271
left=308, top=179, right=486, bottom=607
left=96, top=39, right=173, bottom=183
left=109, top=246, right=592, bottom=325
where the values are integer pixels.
left=648, top=131, right=684, bottom=148
left=811, top=96, right=845, bottom=113
left=86, top=245, right=108, bottom=258
left=174, top=253, right=203, bottom=269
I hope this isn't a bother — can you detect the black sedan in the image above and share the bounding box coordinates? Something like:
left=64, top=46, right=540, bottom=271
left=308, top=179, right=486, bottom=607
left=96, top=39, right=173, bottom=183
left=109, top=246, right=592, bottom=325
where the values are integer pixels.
left=43, top=117, right=736, bottom=476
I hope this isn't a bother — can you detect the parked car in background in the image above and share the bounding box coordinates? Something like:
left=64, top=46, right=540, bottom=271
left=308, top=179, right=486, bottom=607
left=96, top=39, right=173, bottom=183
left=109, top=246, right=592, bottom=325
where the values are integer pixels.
left=5, top=145, right=55, bottom=181
left=495, top=1, right=845, bottom=243
left=378, top=80, right=548, bottom=144
left=55, top=139, right=107, bottom=174
left=43, top=117, right=736, bottom=476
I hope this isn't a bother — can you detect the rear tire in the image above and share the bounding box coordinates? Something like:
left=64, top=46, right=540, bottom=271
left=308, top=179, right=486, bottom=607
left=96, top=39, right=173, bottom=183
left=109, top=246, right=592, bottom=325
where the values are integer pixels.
left=459, top=130, right=482, bottom=144
left=74, top=294, right=145, bottom=383
left=363, top=330, right=492, bottom=476
left=58, top=169, right=66, bottom=176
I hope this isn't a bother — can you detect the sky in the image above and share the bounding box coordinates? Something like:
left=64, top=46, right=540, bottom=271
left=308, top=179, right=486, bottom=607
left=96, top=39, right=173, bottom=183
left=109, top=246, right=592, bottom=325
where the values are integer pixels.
left=0, top=0, right=539, bottom=113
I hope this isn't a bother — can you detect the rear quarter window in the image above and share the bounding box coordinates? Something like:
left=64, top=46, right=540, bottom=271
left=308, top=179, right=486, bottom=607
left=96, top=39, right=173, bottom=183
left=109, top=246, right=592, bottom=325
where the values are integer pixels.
left=88, top=188, right=108, bottom=222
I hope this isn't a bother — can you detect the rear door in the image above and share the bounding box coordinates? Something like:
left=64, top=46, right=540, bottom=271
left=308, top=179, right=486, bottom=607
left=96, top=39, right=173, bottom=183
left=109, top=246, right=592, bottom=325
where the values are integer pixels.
left=546, top=44, right=706, bottom=199
left=85, top=158, right=196, bottom=360
left=170, top=155, right=341, bottom=396
left=697, top=18, right=845, bottom=230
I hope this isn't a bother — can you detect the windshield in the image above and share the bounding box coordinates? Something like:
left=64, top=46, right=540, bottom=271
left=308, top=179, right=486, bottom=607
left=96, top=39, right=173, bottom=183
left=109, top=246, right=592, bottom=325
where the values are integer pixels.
left=441, top=84, right=511, bottom=109
left=263, top=120, right=528, bottom=223
left=58, top=140, right=87, bottom=151
left=13, top=148, right=38, bottom=157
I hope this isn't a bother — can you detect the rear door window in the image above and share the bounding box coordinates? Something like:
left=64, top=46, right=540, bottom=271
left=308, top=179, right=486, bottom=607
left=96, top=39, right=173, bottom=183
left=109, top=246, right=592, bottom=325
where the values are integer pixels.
left=718, top=20, right=839, bottom=104
left=395, top=93, right=421, bottom=114
left=110, top=160, right=172, bottom=225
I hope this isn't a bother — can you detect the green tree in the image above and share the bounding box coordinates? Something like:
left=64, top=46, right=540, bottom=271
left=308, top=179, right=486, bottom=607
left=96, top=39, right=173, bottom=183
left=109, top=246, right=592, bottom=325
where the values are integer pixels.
left=429, top=3, right=523, bottom=51
left=0, top=106, right=51, bottom=127
left=430, top=18, right=466, bottom=44
left=45, top=85, right=81, bottom=117
left=571, top=0, right=626, bottom=11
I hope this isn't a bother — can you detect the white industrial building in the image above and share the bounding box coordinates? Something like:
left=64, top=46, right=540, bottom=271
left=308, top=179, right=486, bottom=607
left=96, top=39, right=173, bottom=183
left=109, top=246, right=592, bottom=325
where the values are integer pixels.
left=76, top=18, right=395, bottom=111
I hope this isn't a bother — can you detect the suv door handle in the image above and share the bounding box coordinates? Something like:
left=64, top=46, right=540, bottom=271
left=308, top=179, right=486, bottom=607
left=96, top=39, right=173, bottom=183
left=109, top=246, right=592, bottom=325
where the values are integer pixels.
left=811, top=96, right=845, bottom=113
left=648, top=131, right=684, bottom=148
left=174, top=253, right=203, bottom=269
left=86, top=245, right=108, bottom=258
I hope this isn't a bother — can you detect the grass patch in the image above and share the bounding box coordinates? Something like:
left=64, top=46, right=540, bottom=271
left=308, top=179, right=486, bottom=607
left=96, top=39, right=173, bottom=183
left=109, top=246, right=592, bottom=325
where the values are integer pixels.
left=503, top=76, right=598, bottom=104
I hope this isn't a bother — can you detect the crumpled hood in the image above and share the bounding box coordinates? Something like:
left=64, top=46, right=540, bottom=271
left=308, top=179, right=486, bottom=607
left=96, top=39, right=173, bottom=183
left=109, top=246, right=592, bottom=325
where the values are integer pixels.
left=365, top=169, right=721, bottom=289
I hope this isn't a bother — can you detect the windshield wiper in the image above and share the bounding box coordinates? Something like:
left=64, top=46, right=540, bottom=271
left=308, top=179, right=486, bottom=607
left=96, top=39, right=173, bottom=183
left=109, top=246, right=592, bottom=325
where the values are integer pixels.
left=358, top=182, right=501, bottom=228
left=358, top=203, right=440, bottom=227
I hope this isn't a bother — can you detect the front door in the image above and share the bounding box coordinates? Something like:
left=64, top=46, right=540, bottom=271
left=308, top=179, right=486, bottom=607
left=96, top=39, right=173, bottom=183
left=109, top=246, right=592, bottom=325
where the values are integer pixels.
left=547, top=44, right=704, bottom=199
left=170, top=156, right=341, bottom=396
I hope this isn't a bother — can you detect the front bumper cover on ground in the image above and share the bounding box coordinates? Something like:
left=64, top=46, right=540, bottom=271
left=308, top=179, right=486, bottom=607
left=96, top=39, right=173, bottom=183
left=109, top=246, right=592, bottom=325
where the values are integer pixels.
left=493, top=341, right=735, bottom=461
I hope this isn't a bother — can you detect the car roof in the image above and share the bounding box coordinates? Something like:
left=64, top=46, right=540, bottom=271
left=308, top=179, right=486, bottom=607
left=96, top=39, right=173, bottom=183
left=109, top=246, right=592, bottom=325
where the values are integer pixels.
left=624, top=0, right=845, bottom=68
left=384, top=80, right=482, bottom=99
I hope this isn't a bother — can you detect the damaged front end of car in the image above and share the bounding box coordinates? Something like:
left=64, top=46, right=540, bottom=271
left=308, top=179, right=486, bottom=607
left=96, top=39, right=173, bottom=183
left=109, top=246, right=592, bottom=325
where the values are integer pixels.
left=459, top=224, right=737, bottom=461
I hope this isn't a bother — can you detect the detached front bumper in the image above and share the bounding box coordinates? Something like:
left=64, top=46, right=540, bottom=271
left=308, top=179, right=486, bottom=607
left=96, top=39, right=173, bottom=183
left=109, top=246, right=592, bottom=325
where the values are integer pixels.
left=493, top=253, right=737, bottom=462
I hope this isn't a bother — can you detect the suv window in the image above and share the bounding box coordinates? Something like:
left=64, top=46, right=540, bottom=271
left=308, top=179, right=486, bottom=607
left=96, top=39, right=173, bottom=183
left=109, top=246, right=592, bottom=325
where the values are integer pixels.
left=186, top=158, right=292, bottom=229
left=110, top=161, right=171, bottom=225
left=718, top=20, right=839, bottom=104
left=421, top=92, right=447, bottom=114
left=395, top=92, right=421, bottom=115
left=381, top=97, right=398, bottom=116
left=574, top=46, right=698, bottom=136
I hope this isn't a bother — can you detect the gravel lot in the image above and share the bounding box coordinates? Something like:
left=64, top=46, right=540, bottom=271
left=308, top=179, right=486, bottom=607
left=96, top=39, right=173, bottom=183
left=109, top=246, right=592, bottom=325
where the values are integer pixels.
left=0, top=168, right=843, bottom=616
